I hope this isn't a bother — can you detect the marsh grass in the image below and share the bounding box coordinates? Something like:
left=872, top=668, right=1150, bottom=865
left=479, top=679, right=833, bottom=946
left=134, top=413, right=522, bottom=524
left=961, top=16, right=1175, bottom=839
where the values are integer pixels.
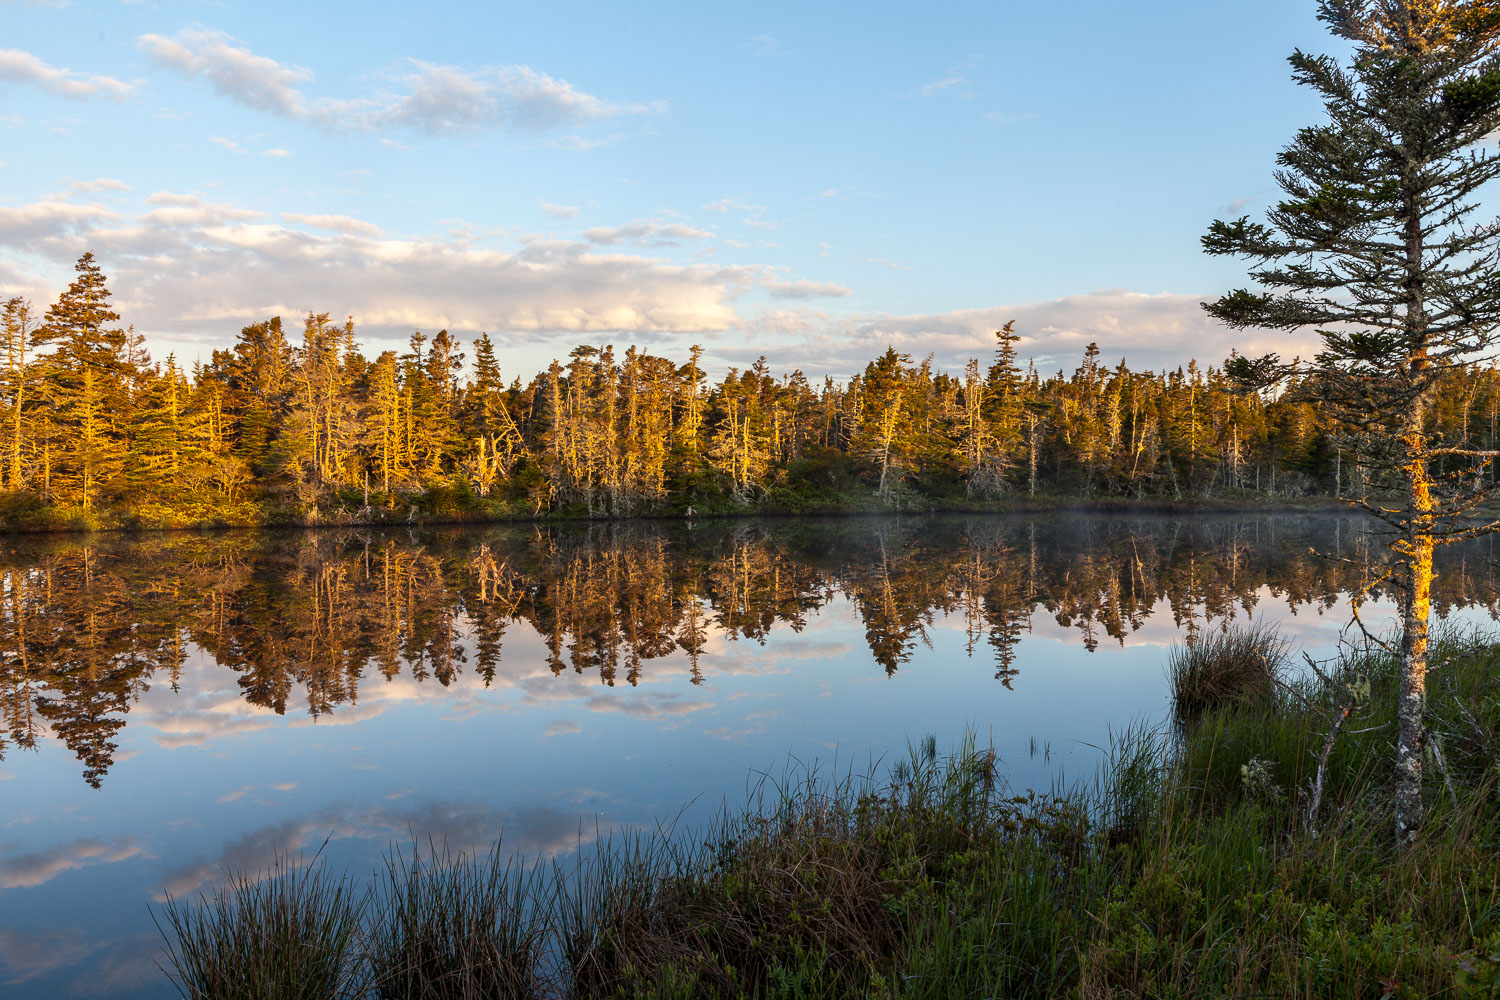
left=156, top=853, right=366, bottom=1000
left=1167, top=619, right=1287, bottom=720
left=157, top=633, right=1500, bottom=999
left=365, top=841, right=547, bottom=1000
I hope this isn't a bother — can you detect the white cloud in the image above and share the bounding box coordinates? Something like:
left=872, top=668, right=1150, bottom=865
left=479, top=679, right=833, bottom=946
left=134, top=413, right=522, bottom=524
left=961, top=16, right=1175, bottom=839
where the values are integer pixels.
left=145, top=191, right=205, bottom=207
left=0, top=197, right=811, bottom=360
left=262, top=147, right=291, bottom=158
left=540, top=202, right=579, bottom=219
left=67, top=178, right=130, bottom=193
left=584, top=220, right=714, bottom=246
left=0, top=199, right=120, bottom=244
left=139, top=29, right=309, bottom=116
left=209, top=135, right=244, bottom=153
left=764, top=279, right=850, bottom=300
left=718, top=289, right=1321, bottom=378
left=0, top=48, right=133, bottom=100
left=140, top=193, right=264, bottom=228
left=139, top=28, right=661, bottom=136
left=920, top=74, right=966, bottom=97
left=283, top=212, right=383, bottom=237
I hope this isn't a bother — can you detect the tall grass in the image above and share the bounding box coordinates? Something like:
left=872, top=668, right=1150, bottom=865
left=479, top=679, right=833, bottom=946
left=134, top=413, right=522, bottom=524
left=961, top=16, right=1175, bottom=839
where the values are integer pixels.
left=156, top=631, right=1500, bottom=999
left=1167, top=618, right=1287, bottom=720
left=365, top=841, right=546, bottom=1000
left=156, top=854, right=366, bottom=1000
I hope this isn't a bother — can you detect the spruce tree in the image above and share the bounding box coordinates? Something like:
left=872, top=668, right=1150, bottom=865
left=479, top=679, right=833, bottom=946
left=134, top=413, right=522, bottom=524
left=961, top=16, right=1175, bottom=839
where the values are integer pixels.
left=1203, top=0, right=1500, bottom=844
left=34, top=253, right=131, bottom=508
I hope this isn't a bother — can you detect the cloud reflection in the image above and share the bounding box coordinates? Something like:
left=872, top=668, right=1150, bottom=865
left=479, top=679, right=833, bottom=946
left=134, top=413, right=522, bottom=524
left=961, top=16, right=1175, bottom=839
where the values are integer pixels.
left=157, top=797, right=596, bottom=900
left=0, top=836, right=144, bottom=890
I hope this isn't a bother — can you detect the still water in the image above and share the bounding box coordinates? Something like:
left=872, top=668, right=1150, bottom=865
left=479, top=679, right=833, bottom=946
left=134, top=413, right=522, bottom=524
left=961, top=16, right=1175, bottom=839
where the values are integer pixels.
left=1, top=512, right=1497, bottom=997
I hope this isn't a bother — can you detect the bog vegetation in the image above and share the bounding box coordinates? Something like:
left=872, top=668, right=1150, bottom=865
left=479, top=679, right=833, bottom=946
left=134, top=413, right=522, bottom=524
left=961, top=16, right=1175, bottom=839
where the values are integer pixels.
left=156, top=627, right=1500, bottom=999
left=9, top=256, right=1500, bottom=529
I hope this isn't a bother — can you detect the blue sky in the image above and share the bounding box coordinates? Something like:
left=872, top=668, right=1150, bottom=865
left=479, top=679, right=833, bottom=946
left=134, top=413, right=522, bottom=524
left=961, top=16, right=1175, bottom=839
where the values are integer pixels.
left=1, top=0, right=1342, bottom=378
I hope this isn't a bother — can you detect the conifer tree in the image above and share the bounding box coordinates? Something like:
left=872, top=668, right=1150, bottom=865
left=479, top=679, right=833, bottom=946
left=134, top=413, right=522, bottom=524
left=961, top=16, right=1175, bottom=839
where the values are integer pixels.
left=1, top=297, right=33, bottom=490
left=33, top=253, right=131, bottom=508
left=1204, top=0, right=1500, bottom=844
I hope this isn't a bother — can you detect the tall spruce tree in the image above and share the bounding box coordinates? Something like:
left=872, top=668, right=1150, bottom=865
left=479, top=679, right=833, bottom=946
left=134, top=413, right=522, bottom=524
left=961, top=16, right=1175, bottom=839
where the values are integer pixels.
left=1203, top=0, right=1500, bottom=845
left=33, top=253, right=131, bottom=508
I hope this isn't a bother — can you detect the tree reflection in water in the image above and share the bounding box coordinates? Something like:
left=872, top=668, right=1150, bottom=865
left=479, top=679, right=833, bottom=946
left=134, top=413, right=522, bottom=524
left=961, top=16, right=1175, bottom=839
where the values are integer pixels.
left=3, top=514, right=1497, bottom=788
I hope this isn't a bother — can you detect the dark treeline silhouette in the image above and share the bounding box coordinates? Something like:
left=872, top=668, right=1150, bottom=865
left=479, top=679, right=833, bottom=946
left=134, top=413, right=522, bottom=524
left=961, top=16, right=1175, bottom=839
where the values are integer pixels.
left=4, top=513, right=1499, bottom=788
left=9, top=255, right=1500, bottom=527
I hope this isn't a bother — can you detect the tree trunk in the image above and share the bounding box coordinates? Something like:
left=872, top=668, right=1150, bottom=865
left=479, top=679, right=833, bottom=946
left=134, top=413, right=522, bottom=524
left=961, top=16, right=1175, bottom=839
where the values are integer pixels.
left=1395, top=425, right=1435, bottom=846
left=1396, top=524, right=1433, bottom=847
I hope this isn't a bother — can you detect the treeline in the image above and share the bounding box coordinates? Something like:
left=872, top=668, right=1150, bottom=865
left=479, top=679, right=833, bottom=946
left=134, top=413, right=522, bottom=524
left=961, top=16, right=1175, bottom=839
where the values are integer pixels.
left=7, top=515, right=1499, bottom=787
left=9, top=253, right=1500, bottom=527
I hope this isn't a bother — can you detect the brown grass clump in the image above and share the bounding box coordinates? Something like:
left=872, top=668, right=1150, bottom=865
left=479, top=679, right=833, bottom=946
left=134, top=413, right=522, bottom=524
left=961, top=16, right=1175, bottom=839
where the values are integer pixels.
left=1169, top=620, right=1286, bottom=720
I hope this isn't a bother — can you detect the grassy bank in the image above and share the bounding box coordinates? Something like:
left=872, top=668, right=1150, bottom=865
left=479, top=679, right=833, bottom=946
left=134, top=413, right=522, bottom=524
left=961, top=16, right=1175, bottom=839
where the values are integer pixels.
left=158, top=632, right=1500, bottom=999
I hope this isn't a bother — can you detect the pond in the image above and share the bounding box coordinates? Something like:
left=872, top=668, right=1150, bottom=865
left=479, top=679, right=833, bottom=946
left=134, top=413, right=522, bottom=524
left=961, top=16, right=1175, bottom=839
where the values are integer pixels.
left=1, top=512, right=1497, bottom=998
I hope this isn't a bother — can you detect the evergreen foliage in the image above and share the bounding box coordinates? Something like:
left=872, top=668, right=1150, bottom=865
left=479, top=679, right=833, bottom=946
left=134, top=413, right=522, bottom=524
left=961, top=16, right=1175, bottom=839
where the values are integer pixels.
left=1204, top=0, right=1500, bottom=846
left=7, top=250, right=1500, bottom=528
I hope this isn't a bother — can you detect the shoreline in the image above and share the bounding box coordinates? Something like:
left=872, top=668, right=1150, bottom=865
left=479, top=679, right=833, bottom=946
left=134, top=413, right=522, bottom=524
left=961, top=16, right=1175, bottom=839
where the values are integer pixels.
left=157, top=632, right=1500, bottom=998
left=0, top=492, right=1355, bottom=537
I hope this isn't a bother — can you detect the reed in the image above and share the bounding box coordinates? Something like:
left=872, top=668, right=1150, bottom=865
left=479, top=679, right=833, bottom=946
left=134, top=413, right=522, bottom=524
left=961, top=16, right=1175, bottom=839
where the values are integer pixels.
left=155, top=854, right=365, bottom=1000
left=365, top=840, right=547, bottom=1000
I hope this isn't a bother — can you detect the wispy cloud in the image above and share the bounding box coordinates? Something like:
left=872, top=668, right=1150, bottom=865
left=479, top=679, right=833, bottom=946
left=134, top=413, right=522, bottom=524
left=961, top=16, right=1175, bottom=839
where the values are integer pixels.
left=139, top=28, right=663, bottom=136
left=983, top=110, right=1035, bottom=126
left=540, top=202, right=579, bottom=219
left=917, top=56, right=979, bottom=99
left=0, top=48, right=133, bottom=100
left=283, top=212, right=382, bottom=237
left=584, top=219, right=714, bottom=246
left=764, top=279, right=850, bottom=300
left=66, top=177, right=130, bottom=193
left=1220, top=195, right=1256, bottom=216
left=920, top=74, right=966, bottom=97
left=746, top=33, right=781, bottom=57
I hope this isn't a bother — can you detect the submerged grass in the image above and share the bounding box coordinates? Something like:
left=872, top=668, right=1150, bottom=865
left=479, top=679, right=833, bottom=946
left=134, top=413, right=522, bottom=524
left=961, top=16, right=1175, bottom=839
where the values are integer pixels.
left=158, top=629, right=1500, bottom=999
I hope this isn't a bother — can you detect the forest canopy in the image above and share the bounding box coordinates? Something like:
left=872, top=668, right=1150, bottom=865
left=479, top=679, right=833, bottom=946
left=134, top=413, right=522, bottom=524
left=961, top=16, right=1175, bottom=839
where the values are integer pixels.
left=5, top=253, right=1500, bottom=529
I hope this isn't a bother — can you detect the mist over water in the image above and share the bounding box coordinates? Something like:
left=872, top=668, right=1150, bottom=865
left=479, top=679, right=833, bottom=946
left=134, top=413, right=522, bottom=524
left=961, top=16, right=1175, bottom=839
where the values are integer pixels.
left=1, top=512, right=1497, bottom=998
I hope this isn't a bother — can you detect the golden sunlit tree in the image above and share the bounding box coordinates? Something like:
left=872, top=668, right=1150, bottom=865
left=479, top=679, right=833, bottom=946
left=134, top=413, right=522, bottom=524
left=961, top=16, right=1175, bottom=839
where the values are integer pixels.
left=1204, top=0, right=1500, bottom=845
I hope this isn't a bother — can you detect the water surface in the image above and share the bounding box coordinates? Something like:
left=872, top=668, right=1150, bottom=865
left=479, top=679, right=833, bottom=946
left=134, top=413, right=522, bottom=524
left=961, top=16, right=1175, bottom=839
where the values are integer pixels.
left=2, top=512, right=1497, bottom=997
